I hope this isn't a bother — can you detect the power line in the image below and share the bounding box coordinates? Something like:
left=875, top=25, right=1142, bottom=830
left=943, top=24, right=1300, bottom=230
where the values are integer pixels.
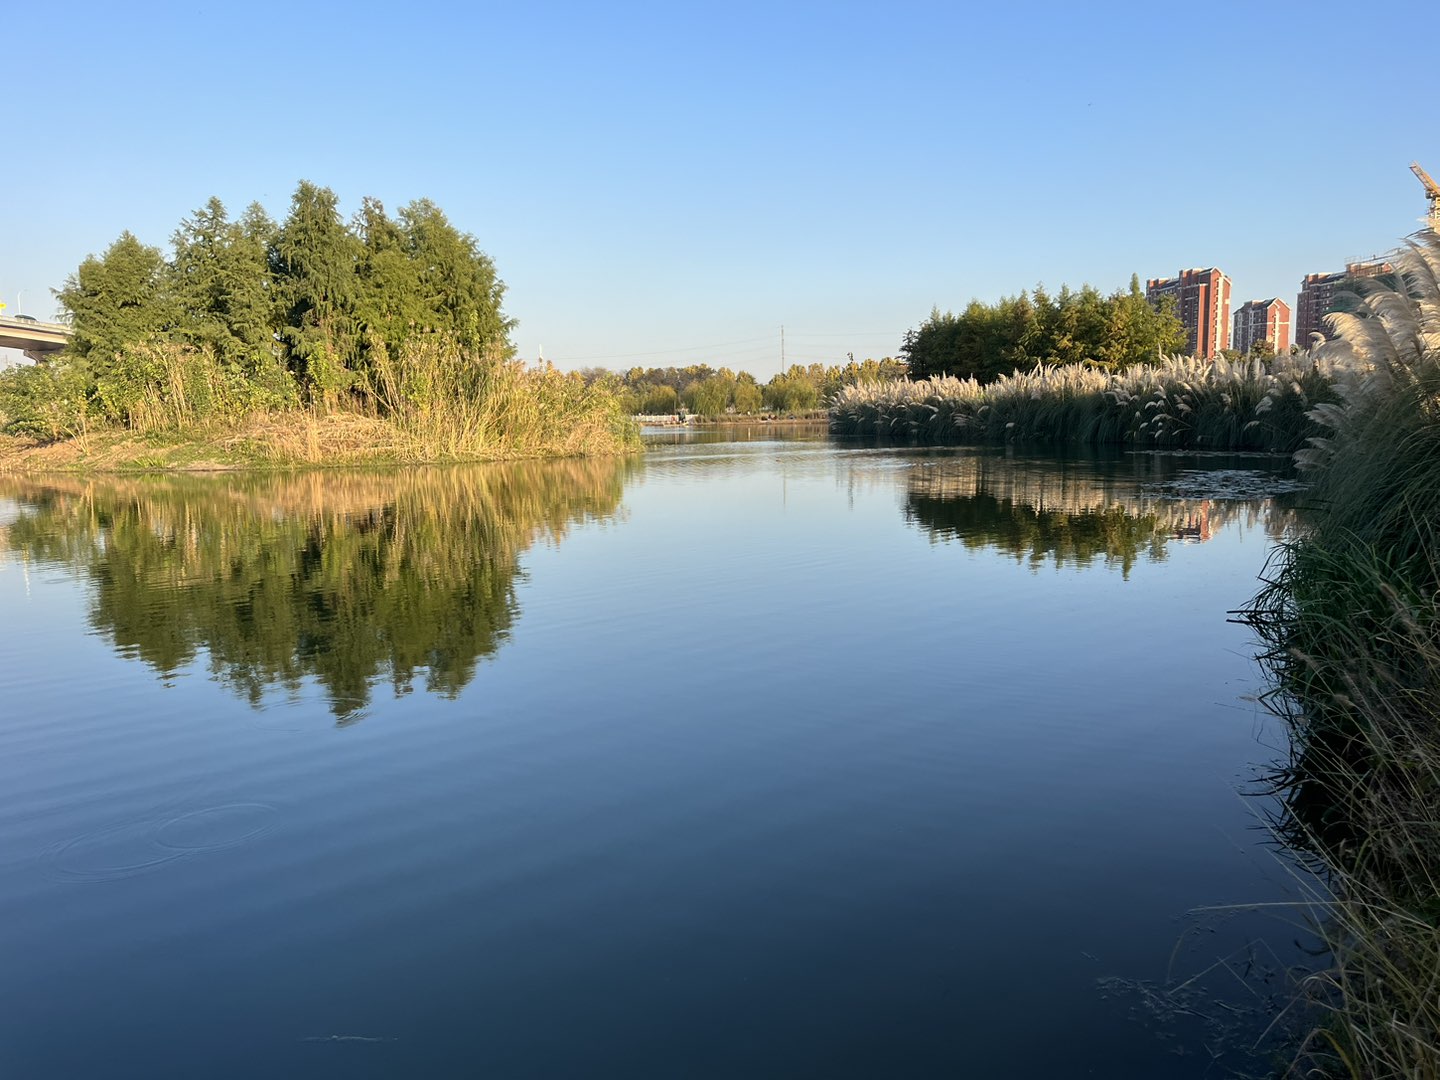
left=550, top=334, right=775, bottom=362
left=543, top=327, right=907, bottom=362
left=778, top=329, right=901, bottom=338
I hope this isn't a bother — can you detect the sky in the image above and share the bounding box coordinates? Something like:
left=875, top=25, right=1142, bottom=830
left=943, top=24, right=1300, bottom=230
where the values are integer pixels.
left=3, top=0, right=1437, bottom=378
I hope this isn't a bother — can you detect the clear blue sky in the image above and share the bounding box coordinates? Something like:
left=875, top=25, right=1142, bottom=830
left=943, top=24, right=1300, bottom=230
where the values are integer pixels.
left=4, top=0, right=1436, bottom=377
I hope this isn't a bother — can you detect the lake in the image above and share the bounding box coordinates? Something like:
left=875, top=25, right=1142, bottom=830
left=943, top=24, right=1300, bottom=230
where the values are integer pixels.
left=0, top=429, right=1311, bottom=1077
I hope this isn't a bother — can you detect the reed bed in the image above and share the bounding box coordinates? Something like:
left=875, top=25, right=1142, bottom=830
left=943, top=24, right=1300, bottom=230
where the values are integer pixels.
left=1240, top=231, right=1440, bottom=1077
left=829, top=353, right=1341, bottom=451
left=0, top=336, right=639, bottom=470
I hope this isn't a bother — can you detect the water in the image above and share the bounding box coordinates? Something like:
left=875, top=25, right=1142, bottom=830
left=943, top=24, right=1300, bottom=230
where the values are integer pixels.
left=0, top=434, right=1309, bottom=1077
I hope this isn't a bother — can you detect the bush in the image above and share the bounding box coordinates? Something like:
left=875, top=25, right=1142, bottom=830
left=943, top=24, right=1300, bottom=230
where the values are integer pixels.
left=0, top=361, right=93, bottom=441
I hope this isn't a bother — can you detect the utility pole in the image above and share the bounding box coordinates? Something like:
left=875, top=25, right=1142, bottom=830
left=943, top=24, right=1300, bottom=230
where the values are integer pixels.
left=780, top=324, right=785, bottom=370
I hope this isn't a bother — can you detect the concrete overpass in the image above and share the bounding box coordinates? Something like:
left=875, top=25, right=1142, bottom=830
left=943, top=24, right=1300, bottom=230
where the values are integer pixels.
left=0, top=315, right=71, bottom=362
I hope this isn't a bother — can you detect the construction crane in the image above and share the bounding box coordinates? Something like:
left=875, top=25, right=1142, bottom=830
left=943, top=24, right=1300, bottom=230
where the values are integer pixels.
left=1412, top=161, right=1440, bottom=231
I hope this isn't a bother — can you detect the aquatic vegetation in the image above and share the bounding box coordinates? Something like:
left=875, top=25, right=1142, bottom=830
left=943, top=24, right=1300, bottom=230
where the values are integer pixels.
left=1241, top=231, right=1440, bottom=1077
left=829, top=353, right=1341, bottom=452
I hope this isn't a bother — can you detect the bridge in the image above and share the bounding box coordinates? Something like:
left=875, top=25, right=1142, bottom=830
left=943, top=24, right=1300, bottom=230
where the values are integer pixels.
left=0, top=315, right=71, bottom=362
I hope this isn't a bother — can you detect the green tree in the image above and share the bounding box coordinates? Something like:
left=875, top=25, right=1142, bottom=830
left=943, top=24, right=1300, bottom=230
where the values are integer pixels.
left=639, top=383, right=679, bottom=414
left=763, top=366, right=820, bottom=412
left=902, top=275, right=1188, bottom=380
left=683, top=374, right=733, bottom=417
left=270, top=181, right=363, bottom=401
left=55, top=232, right=175, bottom=374
left=354, top=196, right=429, bottom=351
left=170, top=197, right=280, bottom=377
left=399, top=199, right=514, bottom=354
left=733, top=372, right=763, bottom=413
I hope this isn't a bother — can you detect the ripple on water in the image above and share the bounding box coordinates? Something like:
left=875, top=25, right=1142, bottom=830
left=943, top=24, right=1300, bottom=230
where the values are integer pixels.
left=154, top=803, right=278, bottom=854
left=45, top=819, right=187, bottom=883
left=43, top=802, right=278, bottom=884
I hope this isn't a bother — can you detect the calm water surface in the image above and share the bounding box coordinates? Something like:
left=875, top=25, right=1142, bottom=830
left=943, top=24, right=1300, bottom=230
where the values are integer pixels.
left=0, top=433, right=1307, bottom=1077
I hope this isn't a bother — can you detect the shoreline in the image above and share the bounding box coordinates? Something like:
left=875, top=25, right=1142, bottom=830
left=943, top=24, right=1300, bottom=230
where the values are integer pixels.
left=0, top=412, right=641, bottom=475
left=634, top=413, right=828, bottom=427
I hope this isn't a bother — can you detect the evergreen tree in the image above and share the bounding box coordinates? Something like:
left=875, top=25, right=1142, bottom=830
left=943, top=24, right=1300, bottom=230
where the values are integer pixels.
left=55, top=232, right=175, bottom=374
left=902, top=277, right=1189, bottom=380
left=270, top=181, right=363, bottom=399
left=170, top=198, right=278, bottom=373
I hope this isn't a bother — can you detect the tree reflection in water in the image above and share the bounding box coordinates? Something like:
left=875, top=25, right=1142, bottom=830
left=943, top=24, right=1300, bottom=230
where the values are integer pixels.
left=0, top=462, right=631, bottom=718
left=903, top=454, right=1290, bottom=576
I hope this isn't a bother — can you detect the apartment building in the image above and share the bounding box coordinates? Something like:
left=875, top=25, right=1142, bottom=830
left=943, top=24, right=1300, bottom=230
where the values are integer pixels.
left=1146, top=267, right=1231, bottom=357
left=1295, top=260, right=1392, bottom=347
left=1232, top=297, right=1292, bottom=354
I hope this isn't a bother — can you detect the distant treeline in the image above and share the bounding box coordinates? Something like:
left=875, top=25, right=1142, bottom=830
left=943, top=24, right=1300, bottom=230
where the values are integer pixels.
left=0, top=182, right=633, bottom=461
left=901, top=276, right=1190, bottom=381
left=577, top=359, right=909, bottom=417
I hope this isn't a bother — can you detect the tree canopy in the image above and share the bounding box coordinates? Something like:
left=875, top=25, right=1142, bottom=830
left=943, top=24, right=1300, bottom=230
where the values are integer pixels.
left=901, top=276, right=1188, bottom=381
left=53, top=182, right=515, bottom=406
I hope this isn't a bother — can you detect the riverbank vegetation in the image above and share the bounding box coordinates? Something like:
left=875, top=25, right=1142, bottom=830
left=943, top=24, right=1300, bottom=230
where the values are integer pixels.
left=829, top=353, right=1338, bottom=452
left=1241, top=231, right=1440, bottom=1076
left=0, top=183, right=636, bottom=468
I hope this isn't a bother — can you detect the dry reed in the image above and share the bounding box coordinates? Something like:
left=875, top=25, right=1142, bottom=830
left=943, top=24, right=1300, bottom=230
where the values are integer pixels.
left=830, top=353, right=1341, bottom=451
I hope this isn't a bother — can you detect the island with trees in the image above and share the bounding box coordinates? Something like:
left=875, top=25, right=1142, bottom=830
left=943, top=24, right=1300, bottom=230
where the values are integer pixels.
left=0, top=182, right=636, bottom=469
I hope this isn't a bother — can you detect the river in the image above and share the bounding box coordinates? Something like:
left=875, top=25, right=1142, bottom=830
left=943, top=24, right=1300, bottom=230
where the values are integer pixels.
left=0, top=429, right=1312, bottom=1077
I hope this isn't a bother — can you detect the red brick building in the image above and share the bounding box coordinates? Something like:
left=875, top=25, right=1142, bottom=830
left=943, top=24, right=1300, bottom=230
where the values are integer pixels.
left=1295, top=260, right=1391, bottom=348
left=1232, top=298, right=1292, bottom=355
left=1146, top=267, right=1231, bottom=358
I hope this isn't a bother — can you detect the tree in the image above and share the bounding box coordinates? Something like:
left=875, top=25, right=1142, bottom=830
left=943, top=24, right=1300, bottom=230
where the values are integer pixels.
left=683, top=374, right=732, bottom=417
left=763, top=366, right=820, bottom=412
left=733, top=373, right=763, bottom=413
left=398, top=199, right=514, bottom=355
left=270, top=181, right=363, bottom=400
left=170, top=198, right=278, bottom=375
left=56, top=232, right=175, bottom=374
left=901, top=276, right=1188, bottom=380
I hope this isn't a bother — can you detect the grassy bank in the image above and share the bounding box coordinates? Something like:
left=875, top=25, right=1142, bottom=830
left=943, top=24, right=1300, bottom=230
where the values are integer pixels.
left=0, top=337, right=639, bottom=472
left=829, top=353, right=1339, bottom=452
left=1241, top=232, right=1440, bottom=1076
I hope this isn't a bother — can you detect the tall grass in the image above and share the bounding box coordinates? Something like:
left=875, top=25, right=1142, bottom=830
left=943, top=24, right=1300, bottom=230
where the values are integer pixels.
left=1241, top=231, right=1440, bottom=1077
left=0, top=334, right=639, bottom=467
left=830, top=353, right=1339, bottom=451
left=365, top=336, right=638, bottom=459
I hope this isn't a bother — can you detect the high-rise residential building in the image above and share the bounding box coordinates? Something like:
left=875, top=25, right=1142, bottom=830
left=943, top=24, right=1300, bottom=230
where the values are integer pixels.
left=1232, top=298, right=1292, bottom=355
left=1295, top=260, right=1392, bottom=347
left=1146, top=267, right=1231, bottom=357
